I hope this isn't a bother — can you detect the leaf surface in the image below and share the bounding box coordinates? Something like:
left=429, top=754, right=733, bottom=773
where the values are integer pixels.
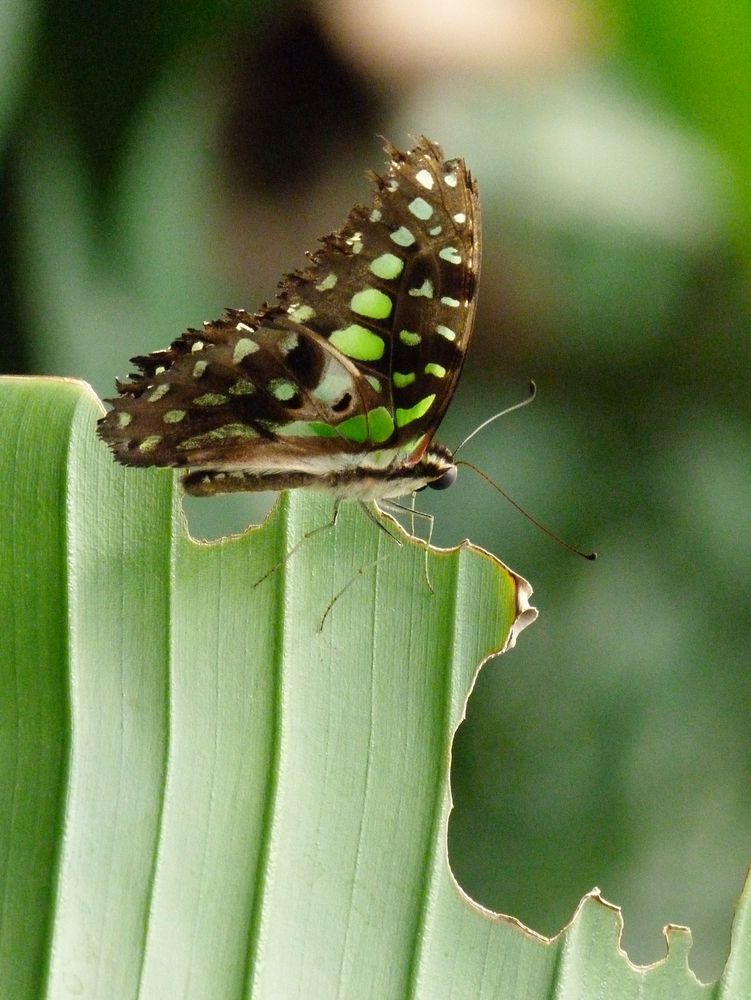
left=0, top=376, right=746, bottom=999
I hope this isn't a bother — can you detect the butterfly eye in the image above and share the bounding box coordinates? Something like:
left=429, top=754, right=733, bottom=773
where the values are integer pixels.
left=428, top=466, right=457, bottom=491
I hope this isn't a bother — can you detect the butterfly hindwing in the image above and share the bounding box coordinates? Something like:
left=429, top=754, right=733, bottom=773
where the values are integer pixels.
left=103, top=314, right=381, bottom=468
left=98, top=137, right=481, bottom=494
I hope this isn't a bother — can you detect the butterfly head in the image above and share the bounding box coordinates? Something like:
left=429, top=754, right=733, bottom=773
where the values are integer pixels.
left=411, top=442, right=458, bottom=493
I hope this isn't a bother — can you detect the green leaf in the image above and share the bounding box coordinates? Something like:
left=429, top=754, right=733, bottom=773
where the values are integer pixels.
left=1, top=375, right=749, bottom=998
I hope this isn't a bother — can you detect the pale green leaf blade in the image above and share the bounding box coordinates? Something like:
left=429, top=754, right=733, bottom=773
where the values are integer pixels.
left=1, top=376, right=748, bottom=999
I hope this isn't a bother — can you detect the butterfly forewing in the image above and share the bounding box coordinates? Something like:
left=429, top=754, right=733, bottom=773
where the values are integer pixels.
left=276, top=138, right=481, bottom=452
left=98, top=137, right=480, bottom=495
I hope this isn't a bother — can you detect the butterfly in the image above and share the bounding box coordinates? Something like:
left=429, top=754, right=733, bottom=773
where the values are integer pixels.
left=98, top=138, right=480, bottom=505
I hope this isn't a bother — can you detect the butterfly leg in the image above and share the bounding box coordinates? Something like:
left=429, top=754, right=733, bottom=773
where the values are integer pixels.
left=317, top=503, right=404, bottom=629
left=318, top=550, right=396, bottom=631
left=253, top=498, right=342, bottom=589
left=380, top=499, right=436, bottom=594
left=318, top=501, right=439, bottom=629
left=358, top=501, right=404, bottom=547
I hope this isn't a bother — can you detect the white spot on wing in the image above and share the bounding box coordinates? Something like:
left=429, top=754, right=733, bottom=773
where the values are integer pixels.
left=279, top=331, right=299, bottom=354
left=390, top=226, right=415, bottom=248
left=147, top=384, right=169, bottom=402
left=139, top=435, right=161, bottom=452
left=346, top=232, right=364, bottom=254
left=408, top=197, right=433, bottom=221
left=233, top=338, right=259, bottom=364
left=314, top=359, right=353, bottom=406
left=436, top=324, right=456, bottom=341
left=316, top=272, right=337, bottom=291
left=439, top=247, right=462, bottom=264
left=415, top=168, right=434, bottom=190
left=408, top=279, right=433, bottom=299
left=287, top=304, right=315, bottom=322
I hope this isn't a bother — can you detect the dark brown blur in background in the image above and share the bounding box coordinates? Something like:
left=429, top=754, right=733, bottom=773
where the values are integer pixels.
left=2, top=0, right=750, bottom=982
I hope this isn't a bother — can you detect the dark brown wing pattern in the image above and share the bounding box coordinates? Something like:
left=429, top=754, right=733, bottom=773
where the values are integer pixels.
left=98, top=138, right=481, bottom=489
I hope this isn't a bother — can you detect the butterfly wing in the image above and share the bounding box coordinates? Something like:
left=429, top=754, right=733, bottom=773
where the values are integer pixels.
left=102, top=314, right=381, bottom=469
left=276, top=137, right=481, bottom=463
left=98, top=137, right=480, bottom=491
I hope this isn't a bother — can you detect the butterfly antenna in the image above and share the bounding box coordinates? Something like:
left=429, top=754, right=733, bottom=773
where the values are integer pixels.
left=455, top=459, right=597, bottom=560
left=453, top=381, right=537, bottom=457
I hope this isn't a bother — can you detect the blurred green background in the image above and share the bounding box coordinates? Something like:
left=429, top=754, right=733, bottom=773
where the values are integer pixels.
left=2, top=0, right=749, bottom=983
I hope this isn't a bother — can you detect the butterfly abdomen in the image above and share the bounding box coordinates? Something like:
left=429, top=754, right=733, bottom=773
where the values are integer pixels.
left=181, top=442, right=455, bottom=499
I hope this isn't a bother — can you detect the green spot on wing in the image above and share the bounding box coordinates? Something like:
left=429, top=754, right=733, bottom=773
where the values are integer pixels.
left=336, top=414, right=368, bottom=443
left=395, top=394, right=436, bottom=427
left=277, top=421, right=336, bottom=437
left=369, top=253, right=404, bottom=280
left=269, top=379, right=297, bottom=402
left=179, top=424, right=259, bottom=449
left=228, top=379, right=255, bottom=396
left=330, top=325, right=385, bottom=361
left=367, top=406, right=394, bottom=444
left=194, top=393, right=228, bottom=406
left=336, top=408, right=394, bottom=444
left=311, top=422, right=336, bottom=437
left=393, top=372, right=416, bottom=388
left=424, top=363, right=446, bottom=378
left=350, top=289, right=393, bottom=320
left=399, top=330, right=421, bottom=347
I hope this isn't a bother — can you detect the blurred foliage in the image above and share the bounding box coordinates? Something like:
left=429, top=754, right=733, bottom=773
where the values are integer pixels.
left=0, top=0, right=749, bottom=987
left=600, top=0, right=751, bottom=265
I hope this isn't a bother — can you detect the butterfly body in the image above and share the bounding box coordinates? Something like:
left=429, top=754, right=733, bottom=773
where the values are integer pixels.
left=179, top=441, right=456, bottom=499
left=99, top=139, right=480, bottom=500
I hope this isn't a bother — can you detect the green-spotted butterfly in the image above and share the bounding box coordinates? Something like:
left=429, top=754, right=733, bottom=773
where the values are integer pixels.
left=98, top=138, right=480, bottom=502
